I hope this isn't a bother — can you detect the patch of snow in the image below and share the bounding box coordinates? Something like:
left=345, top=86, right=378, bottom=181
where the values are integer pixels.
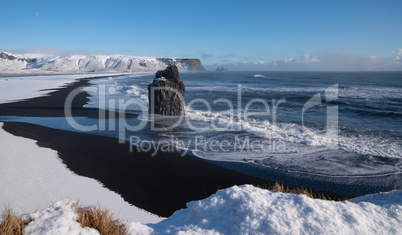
left=0, top=73, right=123, bottom=104
left=127, top=185, right=401, bottom=234
left=0, top=122, right=162, bottom=223
left=3, top=176, right=400, bottom=234
left=126, top=222, right=155, bottom=235
left=23, top=201, right=99, bottom=235
left=150, top=76, right=167, bottom=85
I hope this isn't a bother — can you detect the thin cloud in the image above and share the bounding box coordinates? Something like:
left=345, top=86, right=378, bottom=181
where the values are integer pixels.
left=2, top=46, right=109, bottom=56
left=218, top=49, right=402, bottom=71
left=200, top=53, right=214, bottom=59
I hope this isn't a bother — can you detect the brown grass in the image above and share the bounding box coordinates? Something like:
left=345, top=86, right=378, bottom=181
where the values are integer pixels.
left=254, top=182, right=340, bottom=200
left=1, top=204, right=127, bottom=235
left=74, top=203, right=127, bottom=235
left=0, top=208, right=32, bottom=235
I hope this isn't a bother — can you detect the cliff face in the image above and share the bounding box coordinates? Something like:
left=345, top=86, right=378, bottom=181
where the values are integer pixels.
left=0, top=52, right=205, bottom=73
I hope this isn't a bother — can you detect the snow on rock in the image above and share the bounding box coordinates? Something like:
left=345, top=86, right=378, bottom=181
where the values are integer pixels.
left=0, top=52, right=205, bottom=74
left=23, top=201, right=99, bottom=235
left=126, top=185, right=402, bottom=234
left=0, top=122, right=162, bottom=223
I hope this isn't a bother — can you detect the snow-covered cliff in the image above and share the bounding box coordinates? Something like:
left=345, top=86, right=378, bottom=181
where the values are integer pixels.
left=0, top=52, right=205, bottom=73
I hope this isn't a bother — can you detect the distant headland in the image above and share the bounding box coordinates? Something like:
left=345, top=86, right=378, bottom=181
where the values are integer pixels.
left=0, top=52, right=205, bottom=74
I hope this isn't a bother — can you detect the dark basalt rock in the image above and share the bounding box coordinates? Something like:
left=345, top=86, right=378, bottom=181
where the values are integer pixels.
left=0, top=52, right=17, bottom=60
left=139, top=60, right=147, bottom=67
left=148, top=64, right=185, bottom=116
left=155, top=64, right=181, bottom=83
left=0, top=52, right=37, bottom=63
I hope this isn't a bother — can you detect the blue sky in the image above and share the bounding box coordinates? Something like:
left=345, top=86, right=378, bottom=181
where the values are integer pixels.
left=1, top=0, right=402, bottom=70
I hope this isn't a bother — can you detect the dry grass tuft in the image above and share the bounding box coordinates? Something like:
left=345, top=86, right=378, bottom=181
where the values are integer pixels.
left=255, top=182, right=333, bottom=200
left=0, top=208, right=32, bottom=235
left=74, top=203, right=127, bottom=235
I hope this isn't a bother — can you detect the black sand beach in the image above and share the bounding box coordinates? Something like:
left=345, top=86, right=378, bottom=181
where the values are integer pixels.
left=3, top=121, right=270, bottom=217
left=0, top=78, right=136, bottom=119
left=0, top=76, right=271, bottom=217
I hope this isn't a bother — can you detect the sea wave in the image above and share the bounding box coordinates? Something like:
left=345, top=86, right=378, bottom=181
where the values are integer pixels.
left=183, top=107, right=402, bottom=158
left=124, top=85, right=149, bottom=104
left=253, top=74, right=266, bottom=78
left=84, top=75, right=402, bottom=159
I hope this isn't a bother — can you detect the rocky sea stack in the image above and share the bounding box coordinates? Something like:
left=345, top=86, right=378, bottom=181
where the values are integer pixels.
left=148, top=64, right=185, bottom=116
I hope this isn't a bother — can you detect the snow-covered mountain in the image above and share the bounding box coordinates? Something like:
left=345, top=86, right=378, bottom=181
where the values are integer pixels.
left=0, top=52, right=205, bottom=73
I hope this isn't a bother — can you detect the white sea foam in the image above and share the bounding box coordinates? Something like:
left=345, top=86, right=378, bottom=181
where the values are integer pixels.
left=84, top=75, right=402, bottom=159
left=125, top=81, right=401, bottom=158
left=125, top=85, right=149, bottom=104
left=83, top=73, right=152, bottom=110
left=184, top=107, right=401, bottom=158
left=253, top=74, right=266, bottom=78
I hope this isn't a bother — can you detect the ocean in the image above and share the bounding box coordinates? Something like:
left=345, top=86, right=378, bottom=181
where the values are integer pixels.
left=84, top=71, right=401, bottom=156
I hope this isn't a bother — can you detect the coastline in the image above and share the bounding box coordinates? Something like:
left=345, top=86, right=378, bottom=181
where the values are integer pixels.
left=0, top=76, right=137, bottom=118
left=210, top=159, right=401, bottom=198
left=1, top=73, right=398, bottom=218
left=0, top=75, right=270, bottom=217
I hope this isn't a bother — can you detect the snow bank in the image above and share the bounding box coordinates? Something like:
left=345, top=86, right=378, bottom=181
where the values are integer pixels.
left=0, top=122, right=162, bottom=223
left=0, top=73, right=123, bottom=104
left=8, top=185, right=400, bottom=234
left=127, top=185, right=401, bottom=234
